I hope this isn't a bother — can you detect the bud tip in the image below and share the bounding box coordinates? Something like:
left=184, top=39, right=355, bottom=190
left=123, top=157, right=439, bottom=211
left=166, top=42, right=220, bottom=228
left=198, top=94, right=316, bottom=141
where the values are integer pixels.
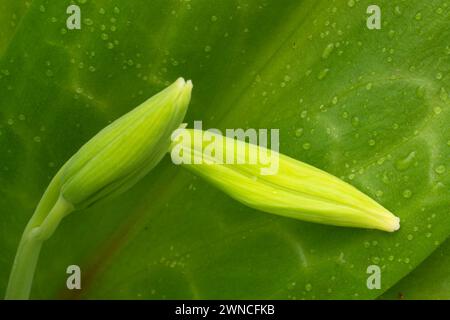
left=391, top=216, right=400, bottom=232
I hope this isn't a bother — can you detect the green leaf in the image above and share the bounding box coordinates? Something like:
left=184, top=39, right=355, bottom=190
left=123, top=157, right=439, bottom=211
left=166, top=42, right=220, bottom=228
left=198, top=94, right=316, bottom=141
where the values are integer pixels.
left=381, top=237, right=450, bottom=300
left=0, top=1, right=28, bottom=56
left=1, top=0, right=449, bottom=299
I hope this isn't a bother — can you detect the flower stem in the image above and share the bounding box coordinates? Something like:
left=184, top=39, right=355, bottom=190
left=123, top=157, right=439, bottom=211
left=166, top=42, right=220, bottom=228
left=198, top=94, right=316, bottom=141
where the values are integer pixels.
left=5, top=196, right=73, bottom=300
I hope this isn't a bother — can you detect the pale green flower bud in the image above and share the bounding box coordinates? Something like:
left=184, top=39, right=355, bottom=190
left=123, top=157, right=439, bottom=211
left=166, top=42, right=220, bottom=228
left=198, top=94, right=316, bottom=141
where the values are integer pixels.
left=171, top=129, right=400, bottom=232
left=61, top=77, right=192, bottom=209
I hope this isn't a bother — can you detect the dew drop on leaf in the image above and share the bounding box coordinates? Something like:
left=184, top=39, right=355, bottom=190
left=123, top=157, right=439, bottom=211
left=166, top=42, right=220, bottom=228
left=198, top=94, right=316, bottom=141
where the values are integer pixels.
left=317, top=68, right=329, bottom=80
left=395, top=151, right=416, bottom=171
left=295, top=128, right=304, bottom=137
left=321, top=43, right=334, bottom=59
left=434, top=165, right=446, bottom=174
left=433, top=107, right=442, bottom=115
left=403, top=189, right=412, bottom=198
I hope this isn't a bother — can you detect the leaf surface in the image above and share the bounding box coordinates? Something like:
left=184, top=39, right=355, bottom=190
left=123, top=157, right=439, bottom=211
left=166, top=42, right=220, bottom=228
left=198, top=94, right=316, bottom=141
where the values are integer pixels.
left=0, top=0, right=449, bottom=299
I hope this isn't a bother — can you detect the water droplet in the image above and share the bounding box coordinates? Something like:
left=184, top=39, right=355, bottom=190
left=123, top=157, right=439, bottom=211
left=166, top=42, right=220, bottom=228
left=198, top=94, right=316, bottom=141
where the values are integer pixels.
left=347, top=0, right=355, bottom=8
left=211, top=15, right=217, bottom=22
left=365, top=83, right=373, bottom=90
left=7, top=119, right=14, bottom=125
left=403, top=189, right=412, bottom=198
left=99, top=8, right=106, bottom=14
left=331, top=96, right=338, bottom=104
left=101, top=33, right=109, bottom=40
left=317, top=68, right=329, bottom=80
left=33, top=136, right=41, bottom=143
left=302, top=142, right=311, bottom=150
left=416, top=85, right=426, bottom=98
left=295, top=128, right=304, bottom=137
left=434, top=165, right=445, bottom=174
left=114, top=6, right=120, bottom=14
left=372, top=256, right=380, bottom=264
left=435, top=72, right=443, bottom=80
left=395, top=151, right=416, bottom=171
left=300, top=110, right=308, bottom=119
left=351, top=116, right=360, bottom=127
left=204, top=45, right=212, bottom=52
left=368, top=139, right=376, bottom=146
left=415, top=12, right=422, bottom=20
left=305, top=283, right=312, bottom=292
left=433, top=107, right=442, bottom=115
left=322, top=43, right=334, bottom=59
left=407, top=234, right=414, bottom=240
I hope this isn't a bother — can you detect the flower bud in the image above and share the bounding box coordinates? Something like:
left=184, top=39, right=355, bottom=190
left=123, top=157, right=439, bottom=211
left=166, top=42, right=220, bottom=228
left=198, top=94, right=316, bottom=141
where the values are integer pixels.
left=171, top=129, right=400, bottom=232
left=61, top=77, right=192, bottom=209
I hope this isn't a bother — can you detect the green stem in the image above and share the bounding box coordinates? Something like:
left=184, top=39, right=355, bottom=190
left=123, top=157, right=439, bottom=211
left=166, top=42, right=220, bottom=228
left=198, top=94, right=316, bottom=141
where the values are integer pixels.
left=5, top=196, right=73, bottom=300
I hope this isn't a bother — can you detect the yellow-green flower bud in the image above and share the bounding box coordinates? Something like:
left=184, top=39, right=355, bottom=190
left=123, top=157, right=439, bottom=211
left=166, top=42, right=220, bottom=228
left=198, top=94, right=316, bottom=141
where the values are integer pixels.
left=171, top=129, right=400, bottom=232
left=62, top=77, right=192, bottom=209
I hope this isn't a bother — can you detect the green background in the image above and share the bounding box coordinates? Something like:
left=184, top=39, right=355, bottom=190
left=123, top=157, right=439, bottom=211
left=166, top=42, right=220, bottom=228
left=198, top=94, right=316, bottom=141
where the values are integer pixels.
left=0, top=0, right=449, bottom=299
